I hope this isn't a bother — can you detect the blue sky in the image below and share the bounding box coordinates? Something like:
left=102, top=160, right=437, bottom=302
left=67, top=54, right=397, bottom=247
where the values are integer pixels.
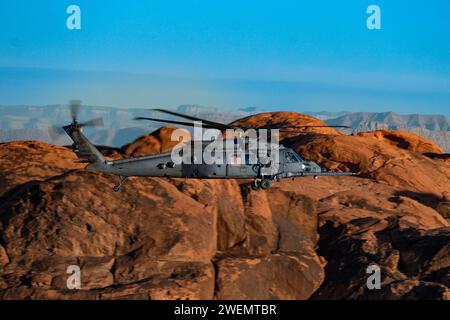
left=0, top=0, right=450, bottom=116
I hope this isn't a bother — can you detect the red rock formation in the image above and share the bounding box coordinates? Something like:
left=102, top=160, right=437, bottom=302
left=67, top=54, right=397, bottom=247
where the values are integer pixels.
left=0, top=111, right=449, bottom=300
left=357, top=130, right=444, bottom=154
left=286, top=131, right=449, bottom=196
left=121, top=126, right=189, bottom=157
left=0, top=141, right=84, bottom=196
left=232, top=111, right=341, bottom=140
left=0, top=140, right=324, bottom=299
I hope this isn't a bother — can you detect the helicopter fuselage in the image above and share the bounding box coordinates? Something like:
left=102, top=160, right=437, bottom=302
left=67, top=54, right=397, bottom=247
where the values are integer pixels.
left=88, top=146, right=327, bottom=180
left=60, top=105, right=357, bottom=191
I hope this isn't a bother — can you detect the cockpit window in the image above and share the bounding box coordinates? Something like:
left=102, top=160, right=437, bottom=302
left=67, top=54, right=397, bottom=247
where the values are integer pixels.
left=285, top=152, right=298, bottom=163
left=284, top=151, right=304, bottom=163
left=293, top=152, right=304, bottom=162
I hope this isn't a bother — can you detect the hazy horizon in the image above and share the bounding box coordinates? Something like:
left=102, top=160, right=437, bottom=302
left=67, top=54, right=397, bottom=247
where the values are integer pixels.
left=1, top=66, right=450, bottom=118
left=1, top=99, right=449, bottom=119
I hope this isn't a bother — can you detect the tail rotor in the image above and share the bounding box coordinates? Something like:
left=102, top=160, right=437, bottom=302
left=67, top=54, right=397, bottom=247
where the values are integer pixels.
left=47, top=100, right=104, bottom=143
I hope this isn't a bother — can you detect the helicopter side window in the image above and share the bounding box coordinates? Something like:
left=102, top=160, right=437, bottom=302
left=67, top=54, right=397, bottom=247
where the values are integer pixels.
left=245, top=154, right=251, bottom=165
left=285, top=152, right=298, bottom=163
left=293, top=152, right=304, bottom=162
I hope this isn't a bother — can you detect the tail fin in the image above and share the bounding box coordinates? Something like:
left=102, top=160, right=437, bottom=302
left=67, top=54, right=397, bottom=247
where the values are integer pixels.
left=63, top=125, right=105, bottom=164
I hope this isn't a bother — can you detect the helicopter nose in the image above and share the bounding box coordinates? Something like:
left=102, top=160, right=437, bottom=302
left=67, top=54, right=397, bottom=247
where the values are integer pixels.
left=310, top=162, right=322, bottom=173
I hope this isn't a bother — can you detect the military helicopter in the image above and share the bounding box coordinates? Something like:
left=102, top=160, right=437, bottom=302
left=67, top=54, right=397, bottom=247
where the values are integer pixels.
left=52, top=101, right=357, bottom=192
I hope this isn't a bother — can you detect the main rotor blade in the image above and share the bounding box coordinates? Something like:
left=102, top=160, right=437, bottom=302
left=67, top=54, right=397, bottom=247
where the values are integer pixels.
left=295, top=125, right=352, bottom=129
left=277, top=129, right=312, bottom=134
left=69, top=100, right=81, bottom=122
left=151, top=108, right=235, bottom=131
left=80, top=117, right=104, bottom=128
left=259, top=125, right=351, bottom=130
left=134, top=117, right=217, bottom=129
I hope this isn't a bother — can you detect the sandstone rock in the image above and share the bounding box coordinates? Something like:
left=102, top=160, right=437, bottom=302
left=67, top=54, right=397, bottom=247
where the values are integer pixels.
left=121, top=126, right=189, bottom=157
left=0, top=141, right=83, bottom=196
left=312, top=221, right=450, bottom=300
left=238, top=186, right=278, bottom=256
left=169, top=179, right=279, bottom=256
left=0, top=169, right=218, bottom=298
left=232, top=111, right=340, bottom=139
left=357, top=130, right=444, bottom=154
left=169, top=178, right=247, bottom=252
left=0, top=139, right=325, bottom=299
left=288, top=132, right=450, bottom=196
left=318, top=190, right=448, bottom=231
left=0, top=264, right=215, bottom=300
left=266, top=187, right=318, bottom=246
left=215, top=252, right=325, bottom=300
left=0, top=244, right=9, bottom=266
left=437, top=202, right=450, bottom=221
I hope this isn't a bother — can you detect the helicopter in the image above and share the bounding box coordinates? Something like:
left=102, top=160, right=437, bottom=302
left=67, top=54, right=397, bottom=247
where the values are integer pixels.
left=52, top=101, right=358, bottom=192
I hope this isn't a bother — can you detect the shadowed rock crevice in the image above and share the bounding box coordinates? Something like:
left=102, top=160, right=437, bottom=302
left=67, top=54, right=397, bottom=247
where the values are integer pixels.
left=312, top=218, right=449, bottom=300
left=394, top=190, right=444, bottom=209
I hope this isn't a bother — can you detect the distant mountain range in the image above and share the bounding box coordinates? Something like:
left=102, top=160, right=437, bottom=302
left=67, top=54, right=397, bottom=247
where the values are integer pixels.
left=0, top=104, right=252, bottom=147
left=326, top=112, right=450, bottom=152
left=304, top=111, right=352, bottom=121
left=0, top=105, right=448, bottom=152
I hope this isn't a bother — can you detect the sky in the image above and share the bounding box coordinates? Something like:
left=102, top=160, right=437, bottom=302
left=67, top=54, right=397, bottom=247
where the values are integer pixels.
left=0, top=0, right=450, bottom=116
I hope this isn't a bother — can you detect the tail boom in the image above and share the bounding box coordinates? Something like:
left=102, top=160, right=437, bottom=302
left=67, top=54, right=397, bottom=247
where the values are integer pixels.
left=63, top=124, right=105, bottom=164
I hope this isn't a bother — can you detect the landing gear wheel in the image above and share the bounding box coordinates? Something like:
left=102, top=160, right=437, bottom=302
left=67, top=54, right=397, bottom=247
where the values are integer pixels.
left=251, top=180, right=261, bottom=191
left=260, top=179, right=271, bottom=190
left=112, top=176, right=128, bottom=192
